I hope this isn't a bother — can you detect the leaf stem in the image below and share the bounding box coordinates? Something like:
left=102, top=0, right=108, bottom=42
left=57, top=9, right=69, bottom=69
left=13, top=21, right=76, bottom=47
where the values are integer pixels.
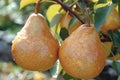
left=34, top=0, right=41, bottom=14
left=54, top=0, right=84, bottom=24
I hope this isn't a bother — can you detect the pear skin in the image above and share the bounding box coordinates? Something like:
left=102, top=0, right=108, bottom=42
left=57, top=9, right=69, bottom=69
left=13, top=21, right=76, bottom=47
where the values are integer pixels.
left=12, top=13, right=59, bottom=71
left=59, top=24, right=106, bottom=79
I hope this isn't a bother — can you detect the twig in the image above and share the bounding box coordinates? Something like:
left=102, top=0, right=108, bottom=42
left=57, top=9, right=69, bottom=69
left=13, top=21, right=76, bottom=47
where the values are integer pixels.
left=54, top=0, right=84, bottom=24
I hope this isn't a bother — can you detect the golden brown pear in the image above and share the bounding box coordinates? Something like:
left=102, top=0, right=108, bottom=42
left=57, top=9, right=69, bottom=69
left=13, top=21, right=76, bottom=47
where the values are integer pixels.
left=59, top=24, right=106, bottom=79
left=101, top=9, right=120, bottom=33
left=12, top=13, right=59, bottom=71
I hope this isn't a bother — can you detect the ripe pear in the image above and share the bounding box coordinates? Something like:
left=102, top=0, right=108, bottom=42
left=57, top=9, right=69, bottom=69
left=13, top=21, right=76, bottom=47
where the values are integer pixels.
left=12, top=13, right=59, bottom=71
left=100, top=9, right=120, bottom=33
left=59, top=24, right=106, bottom=79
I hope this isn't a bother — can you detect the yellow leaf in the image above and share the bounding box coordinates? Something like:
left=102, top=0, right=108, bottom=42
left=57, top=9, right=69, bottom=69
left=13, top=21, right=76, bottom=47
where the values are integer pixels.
left=116, top=5, right=118, bottom=12
left=94, top=1, right=111, bottom=9
left=50, top=25, right=61, bottom=35
left=90, top=0, right=98, bottom=3
left=20, top=0, right=37, bottom=9
left=46, top=4, right=61, bottom=22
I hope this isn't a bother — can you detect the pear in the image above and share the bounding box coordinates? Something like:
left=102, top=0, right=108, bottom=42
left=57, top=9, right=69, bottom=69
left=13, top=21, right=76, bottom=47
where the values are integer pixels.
left=59, top=24, right=106, bottom=79
left=101, top=9, right=120, bottom=33
left=12, top=13, right=59, bottom=71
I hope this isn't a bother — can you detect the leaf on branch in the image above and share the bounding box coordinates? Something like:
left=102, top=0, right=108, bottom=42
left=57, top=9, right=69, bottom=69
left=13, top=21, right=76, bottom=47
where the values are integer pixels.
left=46, top=4, right=61, bottom=22
left=94, top=3, right=115, bottom=31
left=50, top=14, right=63, bottom=27
left=94, top=2, right=111, bottom=9
left=20, top=0, right=37, bottom=9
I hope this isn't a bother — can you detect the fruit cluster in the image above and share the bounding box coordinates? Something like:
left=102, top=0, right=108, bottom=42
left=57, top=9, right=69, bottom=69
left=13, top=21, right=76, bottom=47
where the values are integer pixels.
left=11, top=12, right=107, bottom=79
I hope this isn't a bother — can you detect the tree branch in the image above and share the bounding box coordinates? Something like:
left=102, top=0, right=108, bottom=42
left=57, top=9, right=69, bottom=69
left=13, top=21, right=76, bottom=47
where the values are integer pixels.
left=54, top=0, right=84, bottom=24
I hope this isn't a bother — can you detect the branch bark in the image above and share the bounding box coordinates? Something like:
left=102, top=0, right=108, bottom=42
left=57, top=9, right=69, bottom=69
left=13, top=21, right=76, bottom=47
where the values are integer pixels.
left=54, top=0, right=85, bottom=24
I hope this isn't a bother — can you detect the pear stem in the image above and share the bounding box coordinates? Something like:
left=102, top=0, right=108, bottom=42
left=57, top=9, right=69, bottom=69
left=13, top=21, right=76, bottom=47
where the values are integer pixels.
left=82, top=0, right=90, bottom=27
left=34, top=0, right=41, bottom=14
left=54, top=0, right=84, bottom=24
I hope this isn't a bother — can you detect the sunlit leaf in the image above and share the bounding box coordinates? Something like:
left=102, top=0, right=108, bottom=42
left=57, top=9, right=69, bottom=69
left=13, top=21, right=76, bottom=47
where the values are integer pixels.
left=46, top=4, right=61, bottom=22
left=50, top=25, right=61, bottom=35
left=118, top=0, right=120, bottom=16
left=90, top=0, right=99, bottom=3
left=20, top=0, right=37, bottom=9
left=94, top=2, right=111, bottom=9
left=116, top=6, right=118, bottom=12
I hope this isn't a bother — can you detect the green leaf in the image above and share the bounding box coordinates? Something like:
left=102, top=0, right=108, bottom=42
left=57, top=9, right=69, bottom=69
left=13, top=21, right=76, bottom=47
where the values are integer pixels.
left=112, top=0, right=118, bottom=4
left=112, top=61, right=120, bottom=75
left=94, top=4, right=115, bottom=31
left=60, top=28, right=69, bottom=40
left=68, top=14, right=83, bottom=29
left=94, top=6, right=109, bottom=31
left=50, top=14, right=63, bottom=27
left=108, top=30, right=120, bottom=57
left=68, top=16, right=78, bottom=29
left=98, top=0, right=107, bottom=3
left=49, top=60, right=62, bottom=78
